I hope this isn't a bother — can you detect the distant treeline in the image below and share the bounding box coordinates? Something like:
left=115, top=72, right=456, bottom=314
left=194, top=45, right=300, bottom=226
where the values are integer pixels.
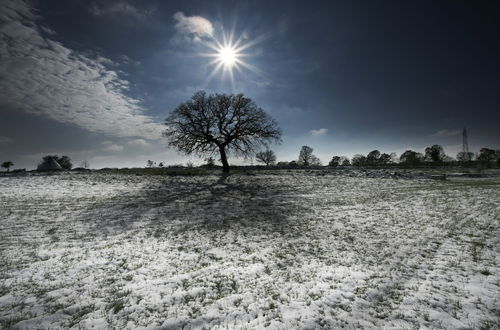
left=327, top=145, right=499, bottom=169
left=3, top=144, right=498, bottom=174
left=145, top=144, right=500, bottom=170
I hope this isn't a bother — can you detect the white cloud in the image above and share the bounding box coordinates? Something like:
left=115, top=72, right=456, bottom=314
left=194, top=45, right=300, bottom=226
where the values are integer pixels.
left=173, top=12, right=213, bottom=40
left=0, top=0, right=164, bottom=140
left=432, top=129, right=462, bottom=137
left=0, top=136, right=14, bottom=144
left=310, top=128, right=329, bottom=136
left=127, top=138, right=150, bottom=147
left=103, top=143, right=124, bottom=152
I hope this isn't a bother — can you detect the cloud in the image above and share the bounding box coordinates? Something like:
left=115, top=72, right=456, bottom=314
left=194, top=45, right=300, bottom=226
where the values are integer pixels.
left=104, top=144, right=124, bottom=152
left=173, top=12, right=213, bottom=40
left=127, top=138, right=150, bottom=147
left=0, top=0, right=164, bottom=140
left=310, top=128, right=329, bottom=136
left=90, top=1, right=148, bottom=19
left=0, top=136, right=14, bottom=144
left=119, top=55, right=140, bottom=66
left=102, top=141, right=124, bottom=152
left=432, top=129, right=462, bottom=137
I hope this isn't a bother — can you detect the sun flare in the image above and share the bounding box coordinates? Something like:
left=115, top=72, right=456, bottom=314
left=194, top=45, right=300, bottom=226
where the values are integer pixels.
left=218, top=46, right=237, bottom=67
left=200, top=30, right=266, bottom=88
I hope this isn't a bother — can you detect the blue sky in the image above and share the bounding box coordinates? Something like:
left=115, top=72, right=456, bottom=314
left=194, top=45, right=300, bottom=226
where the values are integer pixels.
left=1, top=0, right=499, bottom=169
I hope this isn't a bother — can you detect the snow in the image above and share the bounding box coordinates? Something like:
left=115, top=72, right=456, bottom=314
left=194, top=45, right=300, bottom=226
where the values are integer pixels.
left=0, top=170, right=499, bottom=329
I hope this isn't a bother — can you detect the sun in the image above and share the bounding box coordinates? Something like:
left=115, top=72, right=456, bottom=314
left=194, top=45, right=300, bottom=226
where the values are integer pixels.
left=218, top=46, right=237, bottom=67
left=199, top=30, right=266, bottom=88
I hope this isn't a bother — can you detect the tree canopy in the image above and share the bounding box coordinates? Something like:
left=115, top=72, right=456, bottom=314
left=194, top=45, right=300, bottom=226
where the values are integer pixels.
left=477, top=148, right=497, bottom=168
left=255, top=149, right=277, bottom=166
left=41, top=155, right=72, bottom=170
left=400, top=150, right=423, bottom=166
left=1, top=161, right=13, bottom=171
left=164, top=91, right=281, bottom=172
left=298, top=146, right=321, bottom=166
left=425, top=145, right=445, bottom=163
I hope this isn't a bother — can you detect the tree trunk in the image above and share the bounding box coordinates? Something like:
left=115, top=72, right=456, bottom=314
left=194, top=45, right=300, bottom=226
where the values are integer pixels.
left=219, top=146, right=230, bottom=172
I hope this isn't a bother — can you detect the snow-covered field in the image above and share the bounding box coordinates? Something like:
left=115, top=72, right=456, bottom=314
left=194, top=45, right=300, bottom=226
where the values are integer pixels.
left=0, top=171, right=499, bottom=329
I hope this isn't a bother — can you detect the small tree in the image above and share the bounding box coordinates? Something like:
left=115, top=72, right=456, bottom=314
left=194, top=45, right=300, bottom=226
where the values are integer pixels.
left=1, top=161, right=13, bottom=171
left=57, top=155, right=72, bottom=170
left=329, top=156, right=341, bottom=167
left=42, top=155, right=72, bottom=170
left=298, top=146, right=315, bottom=166
left=351, top=154, right=366, bottom=166
left=329, top=156, right=348, bottom=167
left=366, top=150, right=381, bottom=166
left=146, top=160, right=155, bottom=168
left=255, top=149, right=277, bottom=166
left=478, top=148, right=496, bottom=168
left=425, top=145, right=445, bottom=164
left=378, top=153, right=392, bottom=165
left=310, top=155, right=322, bottom=166
left=164, top=91, right=281, bottom=173
left=399, top=150, right=423, bottom=166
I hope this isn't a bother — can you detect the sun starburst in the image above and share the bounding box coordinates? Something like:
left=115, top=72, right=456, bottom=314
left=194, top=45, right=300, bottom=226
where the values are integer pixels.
left=199, top=30, right=265, bottom=88
left=218, top=46, right=237, bottom=67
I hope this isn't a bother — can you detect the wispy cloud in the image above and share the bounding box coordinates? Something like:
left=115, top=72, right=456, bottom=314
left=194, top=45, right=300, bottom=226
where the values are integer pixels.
left=127, top=138, right=150, bottom=147
left=173, top=12, right=213, bottom=40
left=102, top=141, right=124, bottom=152
left=0, top=136, right=14, bottom=144
left=310, top=128, right=329, bottom=136
left=0, top=0, right=164, bottom=140
left=104, top=144, right=124, bottom=152
left=90, top=1, right=150, bottom=19
left=432, top=129, right=462, bottom=137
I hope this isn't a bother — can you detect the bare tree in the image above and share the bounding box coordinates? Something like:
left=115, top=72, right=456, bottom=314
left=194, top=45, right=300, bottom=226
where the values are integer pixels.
left=310, top=155, right=322, bottom=166
left=298, top=146, right=314, bottom=166
left=164, top=91, right=281, bottom=173
left=255, top=149, right=277, bottom=166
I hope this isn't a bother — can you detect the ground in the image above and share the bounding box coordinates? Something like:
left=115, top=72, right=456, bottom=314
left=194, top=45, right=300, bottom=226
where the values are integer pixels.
left=0, top=170, right=499, bottom=329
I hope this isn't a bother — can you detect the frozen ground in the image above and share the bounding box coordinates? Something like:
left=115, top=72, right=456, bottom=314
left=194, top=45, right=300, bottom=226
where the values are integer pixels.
left=0, top=171, right=499, bottom=329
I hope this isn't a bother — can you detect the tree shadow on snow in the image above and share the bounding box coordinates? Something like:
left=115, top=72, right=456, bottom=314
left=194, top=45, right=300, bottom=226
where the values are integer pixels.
left=74, top=173, right=311, bottom=240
